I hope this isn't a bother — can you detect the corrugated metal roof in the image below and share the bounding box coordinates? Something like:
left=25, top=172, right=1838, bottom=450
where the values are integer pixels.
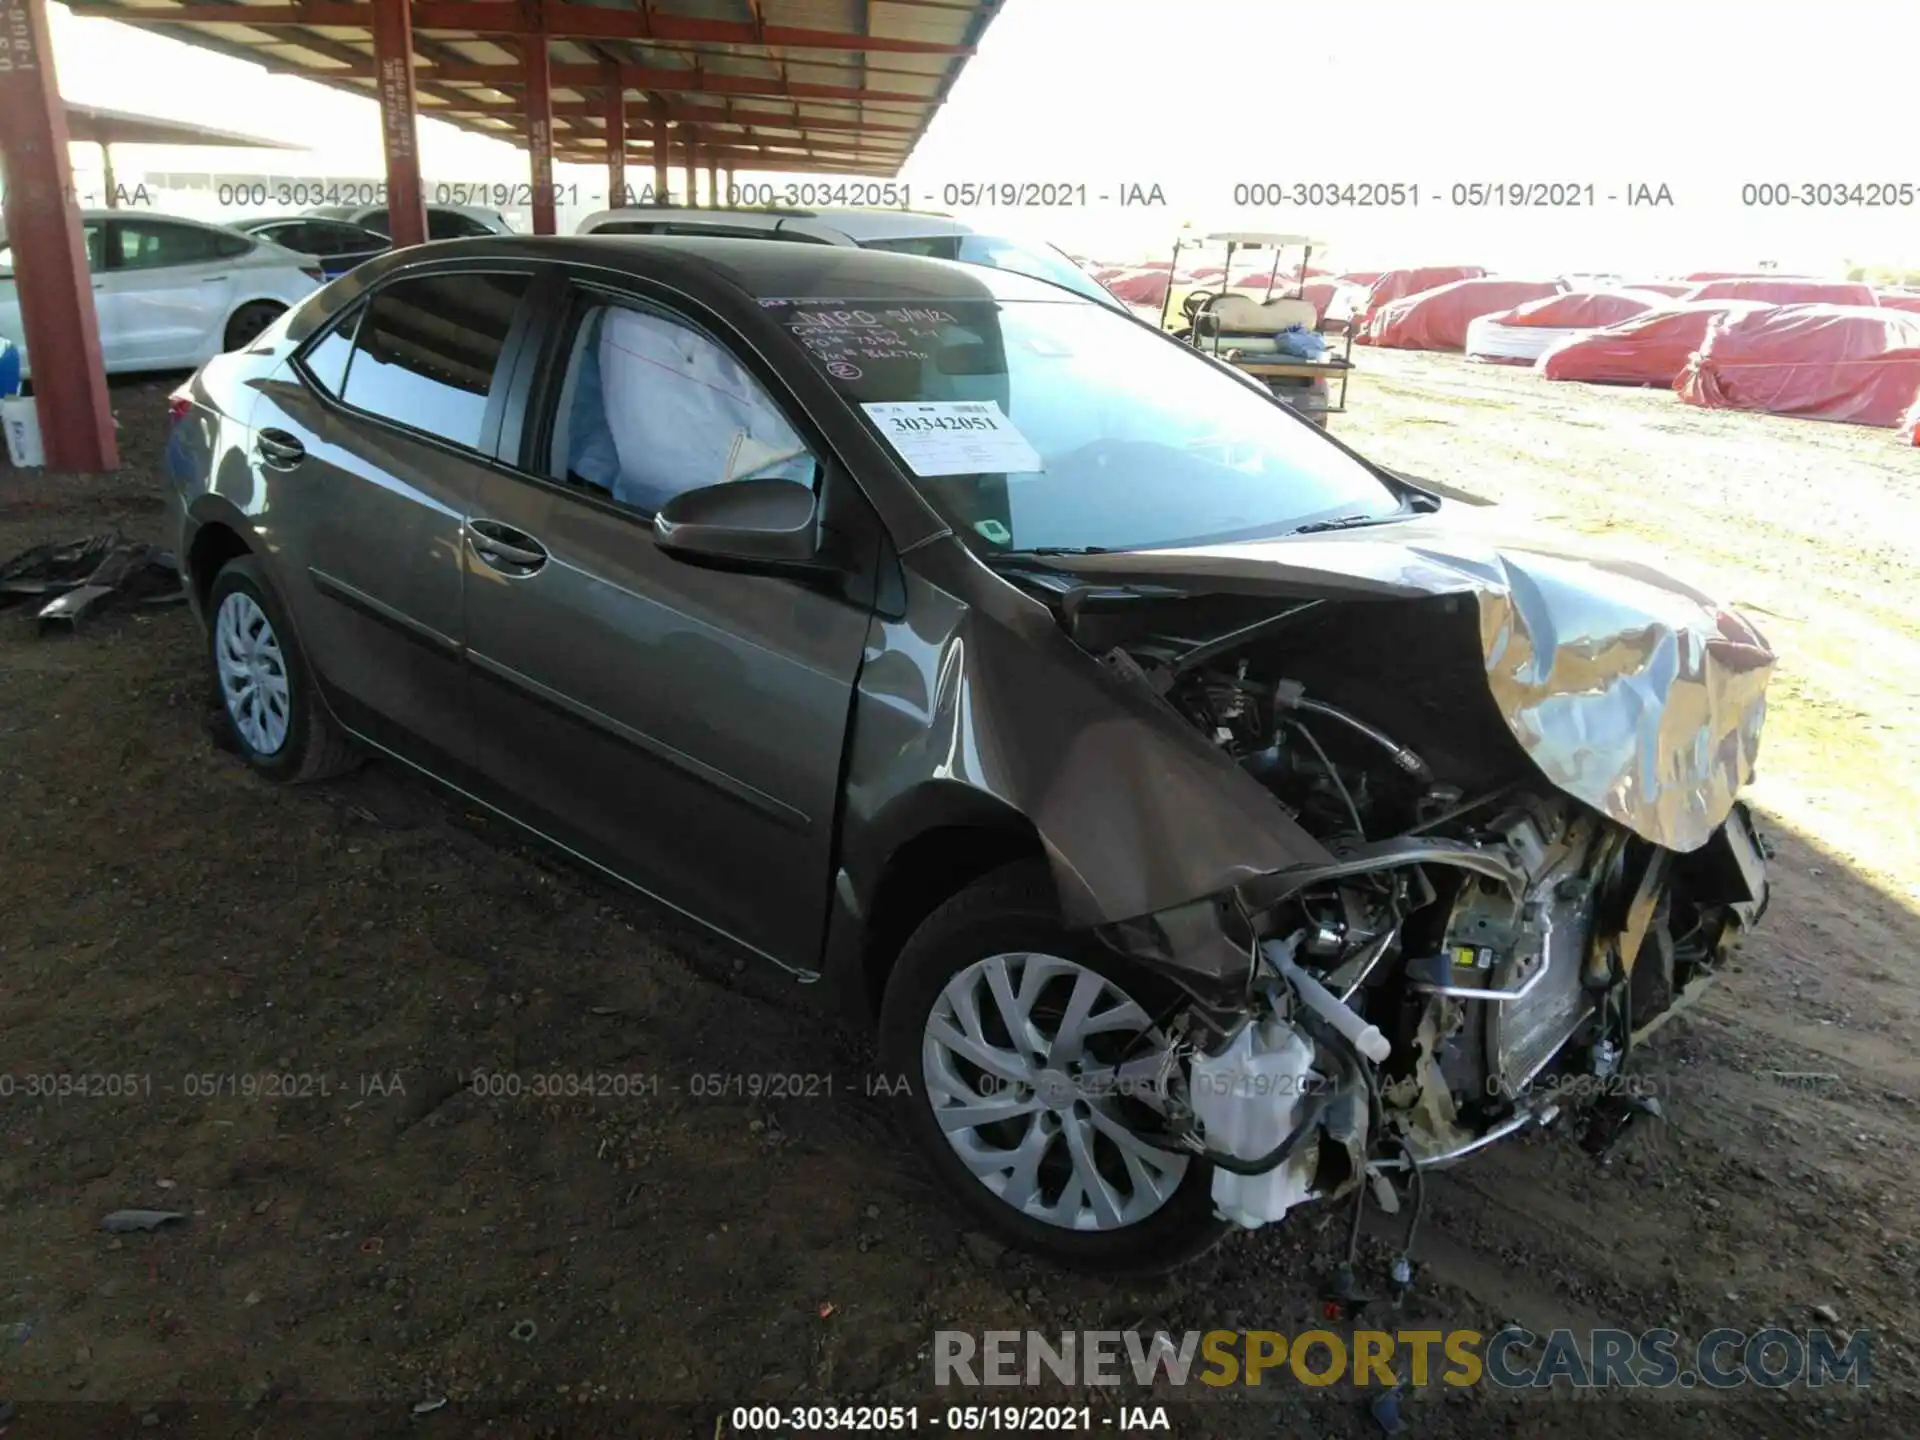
left=65, top=0, right=1001, bottom=174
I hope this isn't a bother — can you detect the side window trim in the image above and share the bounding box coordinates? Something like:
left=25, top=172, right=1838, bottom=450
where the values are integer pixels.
left=290, top=300, right=364, bottom=399
left=489, top=265, right=893, bottom=610
left=98, top=219, right=126, bottom=272
left=492, top=276, right=826, bottom=526
left=287, top=262, right=543, bottom=466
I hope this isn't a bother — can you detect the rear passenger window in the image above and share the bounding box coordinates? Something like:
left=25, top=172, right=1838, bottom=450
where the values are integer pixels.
left=340, top=271, right=530, bottom=450
left=300, top=306, right=361, bottom=397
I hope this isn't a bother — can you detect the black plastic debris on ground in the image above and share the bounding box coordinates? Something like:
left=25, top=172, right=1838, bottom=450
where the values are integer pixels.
left=0, top=531, right=185, bottom=633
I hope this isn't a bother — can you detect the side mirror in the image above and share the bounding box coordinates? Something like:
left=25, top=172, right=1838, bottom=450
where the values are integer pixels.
left=651, top=477, right=828, bottom=575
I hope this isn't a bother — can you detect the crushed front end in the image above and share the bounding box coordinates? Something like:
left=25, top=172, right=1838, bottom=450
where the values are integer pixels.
left=1054, top=539, right=1774, bottom=1244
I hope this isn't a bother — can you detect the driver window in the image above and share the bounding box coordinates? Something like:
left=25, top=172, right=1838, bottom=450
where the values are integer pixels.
left=548, top=301, right=817, bottom=516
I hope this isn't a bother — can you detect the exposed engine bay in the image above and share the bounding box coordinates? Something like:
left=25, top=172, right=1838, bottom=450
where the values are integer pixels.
left=1048, top=585, right=1772, bottom=1256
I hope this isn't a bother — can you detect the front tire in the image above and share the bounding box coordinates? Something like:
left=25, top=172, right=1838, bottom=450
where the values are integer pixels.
left=206, top=555, right=358, bottom=783
left=878, top=862, right=1225, bottom=1273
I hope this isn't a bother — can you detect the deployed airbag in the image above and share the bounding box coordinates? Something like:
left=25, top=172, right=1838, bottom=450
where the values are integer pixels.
left=592, top=308, right=814, bottom=511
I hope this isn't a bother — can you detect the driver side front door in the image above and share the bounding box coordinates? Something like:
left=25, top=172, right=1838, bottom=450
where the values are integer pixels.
left=460, top=283, right=879, bottom=971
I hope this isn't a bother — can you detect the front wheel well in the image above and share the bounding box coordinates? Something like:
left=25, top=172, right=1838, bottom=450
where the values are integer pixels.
left=186, top=521, right=252, bottom=614
left=859, top=820, right=1048, bottom=1014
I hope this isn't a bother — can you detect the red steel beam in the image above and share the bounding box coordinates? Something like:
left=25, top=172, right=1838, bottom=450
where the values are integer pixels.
left=520, top=5, right=554, bottom=234
left=650, top=95, right=670, bottom=205
left=600, top=63, right=625, bottom=209
left=50, top=23, right=934, bottom=104
left=0, top=0, right=117, bottom=471
left=433, top=100, right=917, bottom=134
left=67, top=3, right=970, bottom=52
left=369, top=0, right=426, bottom=246
left=432, top=63, right=929, bottom=105
left=570, top=146, right=893, bottom=176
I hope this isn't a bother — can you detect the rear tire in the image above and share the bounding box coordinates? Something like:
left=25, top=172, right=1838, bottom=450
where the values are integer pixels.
left=877, top=861, right=1226, bottom=1274
left=206, top=555, right=358, bottom=784
left=223, top=302, right=284, bottom=351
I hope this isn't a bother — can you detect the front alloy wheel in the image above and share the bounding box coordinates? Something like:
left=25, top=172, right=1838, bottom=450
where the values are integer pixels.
left=879, top=861, right=1226, bottom=1273
left=924, top=952, right=1188, bottom=1231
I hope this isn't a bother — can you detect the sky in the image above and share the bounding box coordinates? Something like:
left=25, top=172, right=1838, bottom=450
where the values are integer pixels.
left=36, top=0, right=1920, bottom=275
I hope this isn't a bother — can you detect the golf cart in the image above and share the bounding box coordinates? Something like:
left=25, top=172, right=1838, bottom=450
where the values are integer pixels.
left=1158, top=231, right=1354, bottom=427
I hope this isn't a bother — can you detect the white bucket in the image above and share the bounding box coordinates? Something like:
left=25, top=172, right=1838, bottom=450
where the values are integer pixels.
left=3, top=394, right=45, bottom=468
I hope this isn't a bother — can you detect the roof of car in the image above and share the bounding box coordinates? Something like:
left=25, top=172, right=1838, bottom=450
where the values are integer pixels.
left=580, top=206, right=972, bottom=241
left=370, top=232, right=1083, bottom=306
left=74, top=209, right=231, bottom=226
left=235, top=215, right=368, bottom=230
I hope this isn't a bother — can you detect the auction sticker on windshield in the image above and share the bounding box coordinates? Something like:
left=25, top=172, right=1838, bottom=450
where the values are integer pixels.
left=861, top=401, right=1044, bottom=477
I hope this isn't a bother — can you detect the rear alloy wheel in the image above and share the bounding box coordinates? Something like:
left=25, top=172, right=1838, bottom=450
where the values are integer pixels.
left=206, top=555, right=358, bottom=783
left=216, top=590, right=291, bottom=756
left=879, top=862, right=1224, bottom=1273
left=223, top=301, right=284, bottom=351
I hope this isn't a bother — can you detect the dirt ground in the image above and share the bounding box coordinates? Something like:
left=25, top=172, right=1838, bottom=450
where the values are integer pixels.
left=1, top=353, right=1916, bottom=1439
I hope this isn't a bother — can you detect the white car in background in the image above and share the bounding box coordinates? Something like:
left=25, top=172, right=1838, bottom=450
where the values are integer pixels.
left=574, top=206, right=1126, bottom=311
left=305, top=202, right=517, bottom=241
left=0, top=211, right=321, bottom=379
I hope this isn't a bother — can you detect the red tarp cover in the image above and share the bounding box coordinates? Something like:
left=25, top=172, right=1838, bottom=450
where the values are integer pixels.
left=1338, top=270, right=1383, bottom=287
left=1363, top=277, right=1567, bottom=350
left=1536, top=301, right=1776, bottom=385
left=1875, top=290, right=1920, bottom=316
left=1104, top=270, right=1171, bottom=306
left=1357, top=266, right=1488, bottom=330
left=1683, top=277, right=1877, bottom=307
left=1906, top=394, right=1920, bottom=444
left=1496, top=289, right=1664, bottom=329
left=1620, top=280, right=1692, bottom=298
left=1676, top=304, right=1920, bottom=425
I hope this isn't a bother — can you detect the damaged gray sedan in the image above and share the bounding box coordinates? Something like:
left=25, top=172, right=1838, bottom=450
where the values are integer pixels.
left=164, top=236, right=1771, bottom=1273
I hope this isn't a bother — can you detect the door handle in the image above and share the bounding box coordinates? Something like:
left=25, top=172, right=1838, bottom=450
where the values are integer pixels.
left=468, top=519, right=548, bottom=574
left=255, top=427, right=305, bottom=468
left=201, top=275, right=232, bottom=283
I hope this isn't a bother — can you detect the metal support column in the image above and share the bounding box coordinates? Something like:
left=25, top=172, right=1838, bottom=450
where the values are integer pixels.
left=0, top=0, right=117, bottom=471
left=650, top=96, right=670, bottom=204
left=520, top=7, right=555, bottom=235
left=682, top=126, right=699, bottom=207
left=369, top=0, right=426, bottom=247
left=601, top=65, right=626, bottom=207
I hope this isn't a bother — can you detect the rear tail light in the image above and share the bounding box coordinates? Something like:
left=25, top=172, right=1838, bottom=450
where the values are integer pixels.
left=167, top=387, right=193, bottom=425
left=300, top=264, right=325, bottom=282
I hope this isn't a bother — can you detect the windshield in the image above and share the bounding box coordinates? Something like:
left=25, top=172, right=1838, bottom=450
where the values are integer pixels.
left=775, top=298, right=1400, bottom=553
left=859, top=234, right=1122, bottom=310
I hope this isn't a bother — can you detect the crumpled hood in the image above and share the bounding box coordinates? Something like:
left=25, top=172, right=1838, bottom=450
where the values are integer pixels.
left=1040, top=511, right=1775, bottom=853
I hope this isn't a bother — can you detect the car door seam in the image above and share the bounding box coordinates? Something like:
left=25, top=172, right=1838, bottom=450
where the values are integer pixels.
left=317, top=711, right=819, bottom=980
left=462, top=647, right=811, bottom=834
left=308, top=566, right=462, bottom=657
